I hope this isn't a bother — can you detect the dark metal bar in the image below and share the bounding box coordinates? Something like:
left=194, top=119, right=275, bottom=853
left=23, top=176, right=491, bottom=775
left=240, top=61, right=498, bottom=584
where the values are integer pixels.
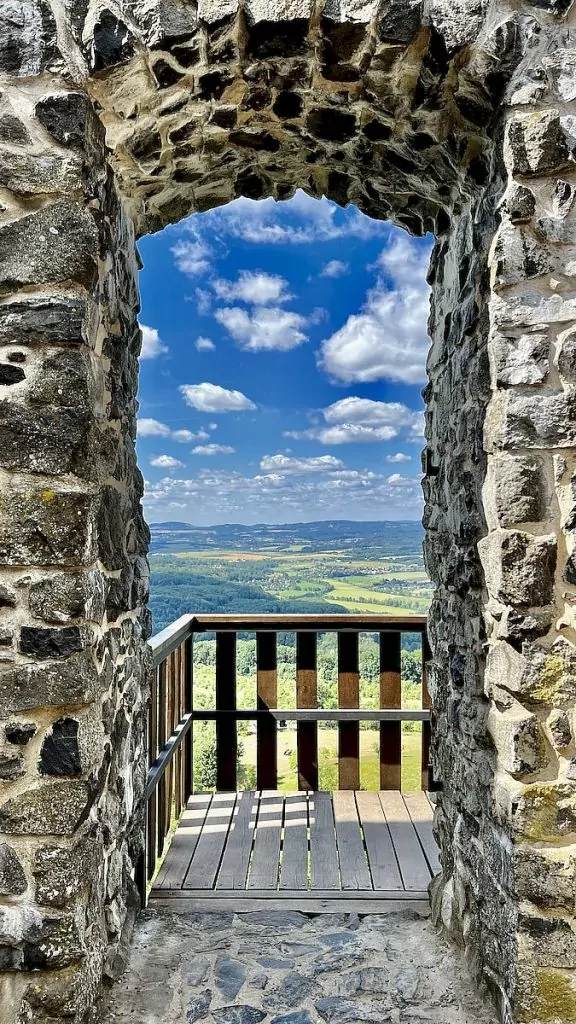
left=216, top=631, right=237, bottom=791
left=256, top=631, right=277, bottom=789
left=379, top=630, right=402, bottom=790
left=144, top=713, right=194, bottom=801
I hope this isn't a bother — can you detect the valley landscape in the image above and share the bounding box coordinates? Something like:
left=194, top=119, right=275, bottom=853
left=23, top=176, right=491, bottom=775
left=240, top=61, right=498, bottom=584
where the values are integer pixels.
left=148, top=520, right=431, bottom=792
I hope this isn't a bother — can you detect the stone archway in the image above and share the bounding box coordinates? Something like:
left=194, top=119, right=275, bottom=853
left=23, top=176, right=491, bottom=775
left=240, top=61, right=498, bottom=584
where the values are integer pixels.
left=0, top=1, right=575, bottom=1022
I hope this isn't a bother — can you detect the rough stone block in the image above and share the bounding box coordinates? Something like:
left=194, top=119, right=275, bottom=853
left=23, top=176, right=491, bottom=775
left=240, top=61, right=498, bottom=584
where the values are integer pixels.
left=513, top=782, right=576, bottom=842
left=4, top=722, right=36, bottom=745
left=0, top=491, right=98, bottom=567
left=0, top=653, right=101, bottom=717
left=34, top=834, right=98, bottom=908
left=547, top=708, right=572, bottom=748
left=491, top=454, right=544, bottom=526
left=0, top=203, right=99, bottom=293
left=500, top=389, right=576, bottom=449
left=520, top=638, right=576, bottom=704
left=34, top=91, right=103, bottom=149
left=0, top=297, right=88, bottom=347
left=515, top=843, right=576, bottom=912
left=0, top=845, right=26, bottom=896
left=0, top=750, right=26, bottom=781
left=0, top=151, right=83, bottom=196
left=28, top=570, right=107, bottom=625
left=19, top=627, right=85, bottom=659
left=39, top=718, right=81, bottom=777
left=506, top=110, right=572, bottom=177
left=0, top=1, right=59, bottom=76
left=478, top=529, right=557, bottom=607
left=0, top=781, right=89, bottom=836
left=491, top=327, right=549, bottom=386
left=487, top=702, right=547, bottom=775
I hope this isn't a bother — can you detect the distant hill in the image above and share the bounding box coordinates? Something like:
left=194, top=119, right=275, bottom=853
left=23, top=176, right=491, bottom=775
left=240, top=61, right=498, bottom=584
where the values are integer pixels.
left=149, top=519, right=424, bottom=556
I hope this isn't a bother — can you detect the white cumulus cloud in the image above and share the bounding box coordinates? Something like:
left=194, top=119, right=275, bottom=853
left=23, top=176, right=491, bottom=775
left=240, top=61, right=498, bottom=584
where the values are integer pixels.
left=318, top=235, right=432, bottom=385
left=285, top=397, right=424, bottom=445
left=212, top=271, right=291, bottom=306
left=320, top=260, right=349, bottom=278
left=192, top=444, right=236, bottom=455
left=150, top=455, right=184, bottom=469
left=179, top=382, right=257, bottom=413
left=139, top=324, right=168, bottom=359
left=172, top=233, right=212, bottom=276
left=260, top=454, right=345, bottom=475
left=195, top=336, right=216, bottom=351
left=215, top=306, right=308, bottom=352
left=387, top=452, right=412, bottom=463
left=138, top=418, right=171, bottom=437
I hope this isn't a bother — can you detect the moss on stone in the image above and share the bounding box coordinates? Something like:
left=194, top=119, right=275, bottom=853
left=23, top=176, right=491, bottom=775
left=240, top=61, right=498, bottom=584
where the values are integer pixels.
left=515, top=783, right=576, bottom=842
left=530, top=654, right=565, bottom=703
left=518, top=967, right=576, bottom=1022
left=40, top=489, right=55, bottom=503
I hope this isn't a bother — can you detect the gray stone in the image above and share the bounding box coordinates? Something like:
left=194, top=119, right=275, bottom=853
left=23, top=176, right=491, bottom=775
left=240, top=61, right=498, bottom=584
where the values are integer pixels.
left=270, top=1014, right=316, bottom=1024
left=186, top=989, right=212, bottom=1022
left=0, top=297, right=88, bottom=346
left=0, top=844, right=27, bottom=895
left=0, top=750, right=25, bottom=780
left=39, top=718, right=81, bottom=777
left=263, top=971, right=316, bottom=1011
left=211, top=1007, right=267, bottom=1024
left=478, top=529, right=557, bottom=607
left=34, top=837, right=96, bottom=908
left=182, top=959, right=210, bottom=985
left=20, top=627, right=84, bottom=659
left=4, top=721, right=36, bottom=745
left=0, top=781, right=89, bottom=835
left=506, top=110, right=572, bottom=176
left=0, top=202, right=98, bottom=293
left=0, top=1, right=59, bottom=76
left=257, top=957, right=294, bottom=969
left=239, top=912, right=308, bottom=930
left=215, top=956, right=247, bottom=999
left=548, top=709, right=572, bottom=748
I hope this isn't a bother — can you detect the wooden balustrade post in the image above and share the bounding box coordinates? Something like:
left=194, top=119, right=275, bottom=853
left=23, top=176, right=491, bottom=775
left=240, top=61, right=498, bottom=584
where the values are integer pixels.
left=379, top=630, right=402, bottom=790
left=338, top=632, right=360, bottom=790
left=216, top=631, right=237, bottom=791
left=296, top=631, right=318, bottom=791
left=148, top=663, right=159, bottom=878
left=256, top=631, right=278, bottom=789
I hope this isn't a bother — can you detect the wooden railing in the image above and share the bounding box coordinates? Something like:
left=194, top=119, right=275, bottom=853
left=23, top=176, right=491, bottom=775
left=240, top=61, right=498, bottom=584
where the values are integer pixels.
left=136, top=613, right=431, bottom=905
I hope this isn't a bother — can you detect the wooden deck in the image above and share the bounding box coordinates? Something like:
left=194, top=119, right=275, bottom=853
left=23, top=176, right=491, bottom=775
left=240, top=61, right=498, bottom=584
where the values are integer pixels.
left=150, top=790, right=439, bottom=912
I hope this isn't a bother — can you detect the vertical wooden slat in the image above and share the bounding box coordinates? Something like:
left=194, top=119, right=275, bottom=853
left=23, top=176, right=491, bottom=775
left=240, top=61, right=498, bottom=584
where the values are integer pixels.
left=379, top=630, right=402, bottom=790
left=216, top=631, right=237, bottom=791
left=147, top=663, right=159, bottom=880
left=338, top=631, right=359, bottom=790
left=165, top=651, right=175, bottom=843
left=157, top=659, right=167, bottom=856
left=296, top=631, right=318, bottom=790
left=184, top=633, right=193, bottom=799
left=421, top=630, right=432, bottom=792
left=256, top=631, right=277, bottom=789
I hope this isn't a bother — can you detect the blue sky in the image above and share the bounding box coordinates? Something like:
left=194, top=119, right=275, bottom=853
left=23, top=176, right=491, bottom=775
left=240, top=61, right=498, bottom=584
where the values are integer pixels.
left=137, top=191, right=432, bottom=525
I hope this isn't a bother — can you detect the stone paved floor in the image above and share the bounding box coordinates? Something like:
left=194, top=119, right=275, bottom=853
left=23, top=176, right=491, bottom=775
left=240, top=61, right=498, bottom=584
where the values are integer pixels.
left=102, top=906, right=498, bottom=1024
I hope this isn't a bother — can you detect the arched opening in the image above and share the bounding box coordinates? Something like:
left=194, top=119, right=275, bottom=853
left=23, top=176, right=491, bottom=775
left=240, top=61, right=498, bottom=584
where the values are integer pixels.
left=0, top=2, right=574, bottom=1023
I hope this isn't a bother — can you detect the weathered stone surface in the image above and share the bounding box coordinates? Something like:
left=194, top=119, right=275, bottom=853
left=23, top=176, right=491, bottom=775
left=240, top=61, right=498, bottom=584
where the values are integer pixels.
left=0, top=202, right=99, bottom=293
left=0, top=297, right=88, bottom=346
left=39, top=719, right=81, bottom=777
left=29, top=570, right=107, bottom=625
left=479, top=529, right=557, bottom=606
left=0, top=654, right=100, bottom=717
left=491, top=454, right=544, bottom=526
left=0, top=781, right=89, bottom=835
left=0, top=491, right=97, bottom=567
left=0, top=844, right=26, bottom=896
left=20, top=627, right=84, bottom=659
left=487, top=702, right=547, bottom=775
left=216, top=955, right=247, bottom=999
left=548, top=708, right=572, bottom=748
left=34, top=836, right=97, bottom=908
left=4, top=721, right=36, bottom=745
left=0, top=750, right=26, bottom=781
left=35, top=92, right=100, bottom=148
left=506, top=110, right=572, bottom=177
left=0, top=1, right=59, bottom=76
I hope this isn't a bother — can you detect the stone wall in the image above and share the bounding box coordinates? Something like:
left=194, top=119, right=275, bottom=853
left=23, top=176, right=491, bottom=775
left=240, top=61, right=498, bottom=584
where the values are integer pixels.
left=0, top=0, right=575, bottom=1022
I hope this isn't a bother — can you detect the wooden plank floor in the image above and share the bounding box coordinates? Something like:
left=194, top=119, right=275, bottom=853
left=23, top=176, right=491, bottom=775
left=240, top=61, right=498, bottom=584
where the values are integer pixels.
left=151, top=791, right=439, bottom=906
